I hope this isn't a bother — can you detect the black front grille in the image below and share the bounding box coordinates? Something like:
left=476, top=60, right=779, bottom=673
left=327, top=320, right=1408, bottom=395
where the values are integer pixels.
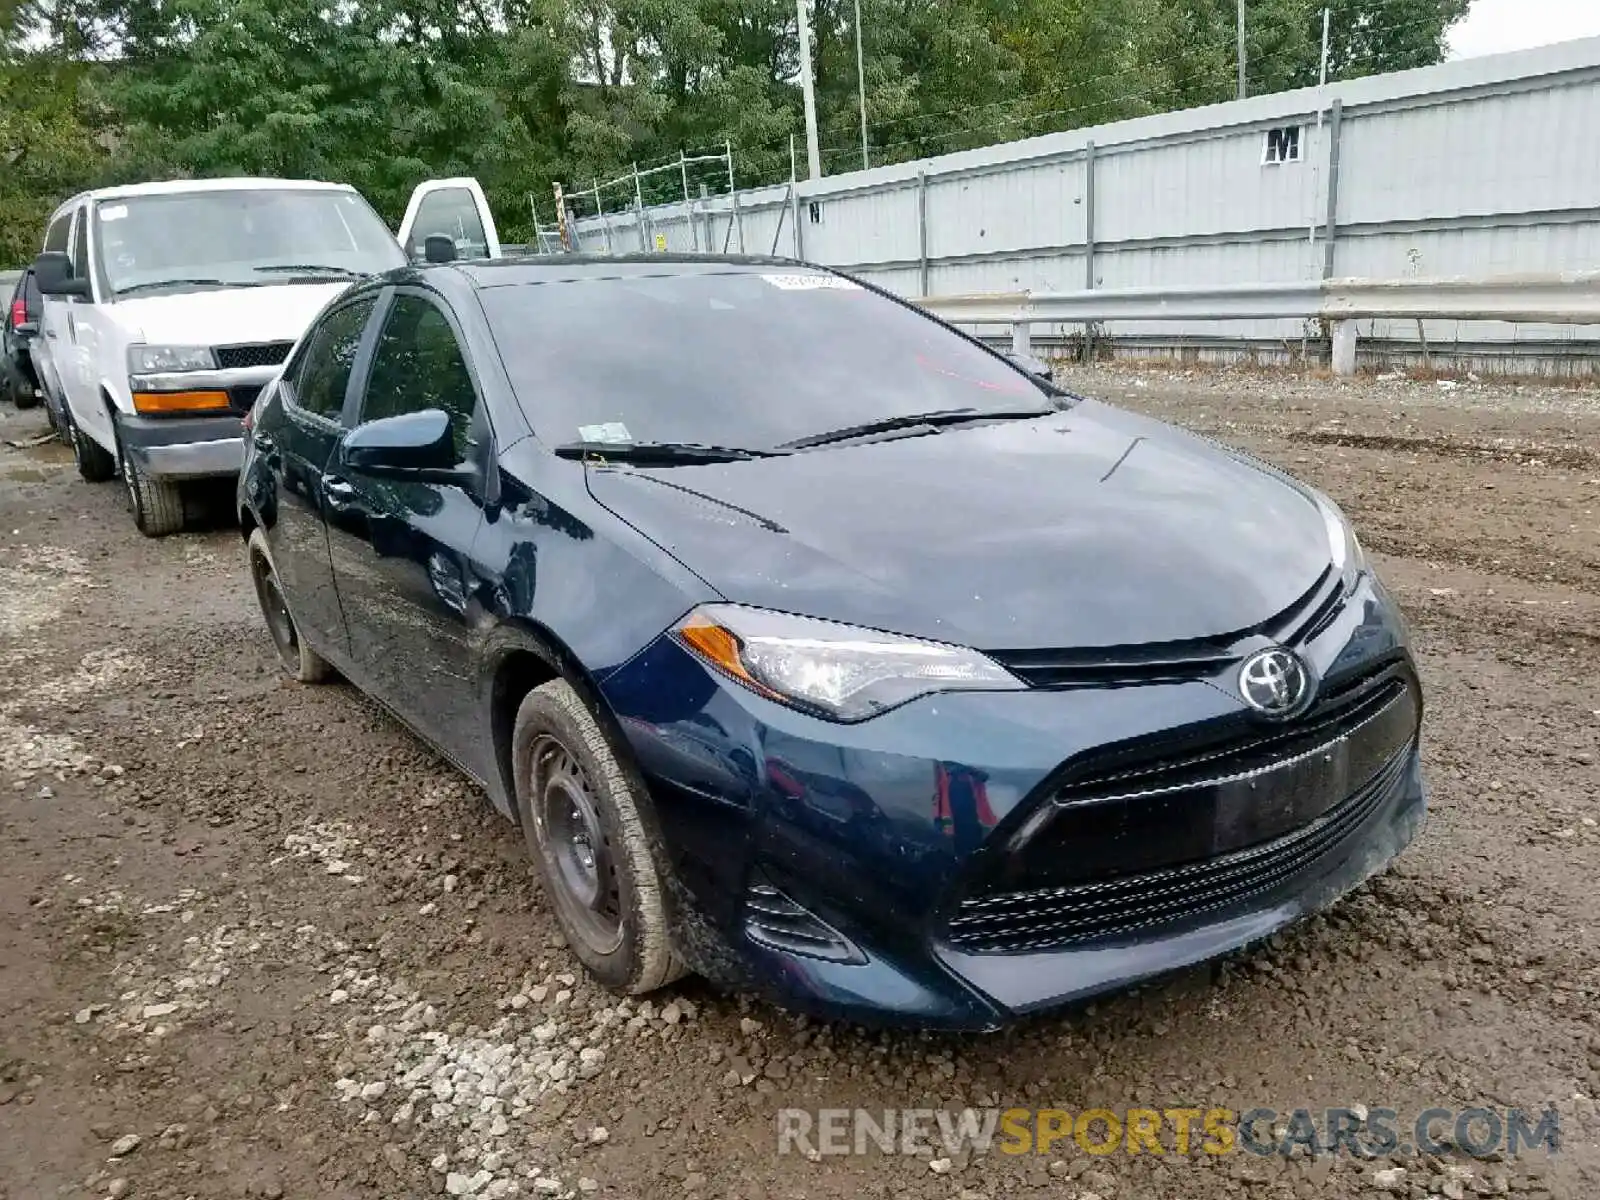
left=946, top=747, right=1410, bottom=953
left=1056, top=669, right=1407, bottom=807
left=214, top=342, right=292, bottom=370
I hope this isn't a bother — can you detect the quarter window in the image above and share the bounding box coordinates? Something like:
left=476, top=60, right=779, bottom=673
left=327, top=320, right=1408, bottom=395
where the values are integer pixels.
left=288, top=298, right=377, bottom=421
left=359, top=295, right=479, bottom=461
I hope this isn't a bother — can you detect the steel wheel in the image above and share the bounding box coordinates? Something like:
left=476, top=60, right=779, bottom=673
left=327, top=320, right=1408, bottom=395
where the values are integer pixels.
left=250, top=546, right=301, bottom=674
left=246, top=529, right=331, bottom=683
left=528, top=733, right=624, bottom=956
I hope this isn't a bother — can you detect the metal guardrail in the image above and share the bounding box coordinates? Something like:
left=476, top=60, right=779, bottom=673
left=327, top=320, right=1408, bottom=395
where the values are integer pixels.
left=916, top=272, right=1600, bottom=374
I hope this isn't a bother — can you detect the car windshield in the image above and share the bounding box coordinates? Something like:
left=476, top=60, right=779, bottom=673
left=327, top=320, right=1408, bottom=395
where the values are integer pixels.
left=480, top=269, right=1060, bottom=450
left=94, top=188, right=405, bottom=295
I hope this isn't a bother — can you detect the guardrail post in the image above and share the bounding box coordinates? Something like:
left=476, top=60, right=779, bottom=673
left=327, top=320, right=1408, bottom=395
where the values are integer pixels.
left=1011, top=320, right=1032, bottom=357
left=1331, top=319, right=1358, bottom=376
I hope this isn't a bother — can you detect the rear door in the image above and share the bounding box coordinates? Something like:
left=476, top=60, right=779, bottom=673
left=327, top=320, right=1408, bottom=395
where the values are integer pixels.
left=396, top=179, right=501, bottom=263
left=322, top=288, right=497, bottom=769
left=257, top=291, right=383, bottom=661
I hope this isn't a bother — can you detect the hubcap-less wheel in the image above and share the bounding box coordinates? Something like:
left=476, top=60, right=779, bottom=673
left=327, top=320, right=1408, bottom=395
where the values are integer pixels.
left=250, top=550, right=301, bottom=674
left=529, top=735, right=624, bottom=955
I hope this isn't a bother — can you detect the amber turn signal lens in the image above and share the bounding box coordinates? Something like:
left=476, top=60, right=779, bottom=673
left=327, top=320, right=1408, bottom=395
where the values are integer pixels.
left=676, top=616, right=781, bottom=699
left=131, top=389, right=232, bottom=414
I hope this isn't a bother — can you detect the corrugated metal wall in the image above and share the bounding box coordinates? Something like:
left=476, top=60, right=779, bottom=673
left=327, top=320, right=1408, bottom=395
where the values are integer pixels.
left=565, top=37, right=1600, bottom=369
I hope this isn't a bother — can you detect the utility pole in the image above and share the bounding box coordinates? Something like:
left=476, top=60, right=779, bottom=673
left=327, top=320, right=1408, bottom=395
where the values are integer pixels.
left=1319, top=5, right=1331, bottom=89
left=796, top=0, right=822, bottom=179
left=1236, top=0, right=1247, bottom=100
left=854, top=0, right=869, bottom=171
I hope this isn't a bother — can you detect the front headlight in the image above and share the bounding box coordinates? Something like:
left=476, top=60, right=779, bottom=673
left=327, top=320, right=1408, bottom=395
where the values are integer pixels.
left=127, top=344, right=217, bottom=375
left=672, top=605, right=1023, bottom=721
left=1315, top=492, right=1367, bottom=589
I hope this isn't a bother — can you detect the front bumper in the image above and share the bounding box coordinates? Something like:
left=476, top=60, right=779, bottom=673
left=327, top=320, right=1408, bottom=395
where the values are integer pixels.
left=601, top=572, right=1425, bottom=1029
left=119, top=412, right=245, bottom=480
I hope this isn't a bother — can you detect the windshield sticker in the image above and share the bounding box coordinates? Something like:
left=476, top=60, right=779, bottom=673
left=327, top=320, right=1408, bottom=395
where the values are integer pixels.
left=760, top=273, right=860, bottom=291
left=100, top=204, right=128, bottom=222
left=577, top=422, right=632, bottom=444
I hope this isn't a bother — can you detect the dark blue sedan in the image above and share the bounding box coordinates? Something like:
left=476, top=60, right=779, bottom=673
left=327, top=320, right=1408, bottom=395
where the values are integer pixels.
left=237, top=256, right=1425, bottom=1029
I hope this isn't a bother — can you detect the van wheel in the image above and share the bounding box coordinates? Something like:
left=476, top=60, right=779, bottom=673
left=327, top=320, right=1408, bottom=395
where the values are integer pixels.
left=247, top=528, right=331, bottom=682
left=118, top=431, right=185, bottom=537
left=513, top=680, right=685, bottom=995
left=68, top=408, right=116, bottom=482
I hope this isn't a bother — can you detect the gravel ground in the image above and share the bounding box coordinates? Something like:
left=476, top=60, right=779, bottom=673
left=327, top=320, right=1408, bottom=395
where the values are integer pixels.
left=1, top=364, right=1597, bottom=1200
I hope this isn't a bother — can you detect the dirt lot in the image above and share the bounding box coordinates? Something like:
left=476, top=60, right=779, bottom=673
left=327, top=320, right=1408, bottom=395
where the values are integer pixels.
left=1, top=366, right=1597, bottom=1200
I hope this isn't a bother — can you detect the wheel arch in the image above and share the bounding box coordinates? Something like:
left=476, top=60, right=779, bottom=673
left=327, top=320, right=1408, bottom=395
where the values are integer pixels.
left=485, top=619, right=628, bottom=823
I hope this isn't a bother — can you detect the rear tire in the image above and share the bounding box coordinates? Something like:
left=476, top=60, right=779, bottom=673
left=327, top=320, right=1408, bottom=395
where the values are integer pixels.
left=247, top=528, right=331, bottom=683
left=118, top=422, right=185, bottom=537
left=68, top=407, right=116, bottom=482
left=513, top=680, right=685, bottom=995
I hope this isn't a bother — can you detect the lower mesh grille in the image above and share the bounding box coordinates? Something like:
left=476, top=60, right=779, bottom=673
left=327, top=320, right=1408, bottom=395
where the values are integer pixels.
left=946, top=747, right=1411, bottom=954
left=744, top=877, right=863, bottom=963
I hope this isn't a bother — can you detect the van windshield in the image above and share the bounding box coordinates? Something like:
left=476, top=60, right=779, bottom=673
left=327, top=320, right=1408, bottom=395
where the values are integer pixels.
left=95, top=189, right=405, bottom=296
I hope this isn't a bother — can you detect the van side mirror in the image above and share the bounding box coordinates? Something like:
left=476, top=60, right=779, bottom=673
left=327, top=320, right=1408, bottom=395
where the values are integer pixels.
left=423, top=234, right=457, bottom=264
left=34, top=251, right=88, bottom=298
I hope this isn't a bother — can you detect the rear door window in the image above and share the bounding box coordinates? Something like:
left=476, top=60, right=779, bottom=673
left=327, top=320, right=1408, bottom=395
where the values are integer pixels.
left=284, top=298, right=377, bottom=422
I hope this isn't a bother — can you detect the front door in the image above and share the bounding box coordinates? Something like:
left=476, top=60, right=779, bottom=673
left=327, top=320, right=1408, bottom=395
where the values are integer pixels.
left=396, top=179, right=502, bottom=263
left=256, top=292, right=382, bottom=662
left=323, top=289, right=496, bottom=768
left=62, top=203, right=111, bottom=450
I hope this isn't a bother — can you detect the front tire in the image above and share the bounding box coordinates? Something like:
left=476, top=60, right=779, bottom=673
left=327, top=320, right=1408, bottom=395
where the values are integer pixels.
left=513, top=680, right=685, bottom=994
left=118, top=423, right=185, bottom=537
left=247, top=528, right=331, bottom=683
left=68, top=407, right=116, bottom=482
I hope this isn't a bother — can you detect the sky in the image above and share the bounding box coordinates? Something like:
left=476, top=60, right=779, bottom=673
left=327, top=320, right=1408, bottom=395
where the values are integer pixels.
left=1448, top=0, right=1600, bottom=59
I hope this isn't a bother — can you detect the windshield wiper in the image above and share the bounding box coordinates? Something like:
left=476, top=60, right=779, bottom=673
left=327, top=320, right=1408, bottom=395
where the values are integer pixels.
left=254, top=265, right=369, bottom=279
left=778, top=405, right=1058, bottom=450
left=115, top=278, right=261, bottom=296
left=554, top=441, right=785, bottom=464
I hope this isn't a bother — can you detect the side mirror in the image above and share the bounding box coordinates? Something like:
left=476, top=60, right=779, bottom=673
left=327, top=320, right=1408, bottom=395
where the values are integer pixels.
left=33, top=251, right=88, bottom=298
left=340, top=409, right=468, bottom=482
left=1005, top=350, right=1054, bottom=382
left=422, top=234, right=457, bottom=264
left=16, top=321, right=37, bottom=336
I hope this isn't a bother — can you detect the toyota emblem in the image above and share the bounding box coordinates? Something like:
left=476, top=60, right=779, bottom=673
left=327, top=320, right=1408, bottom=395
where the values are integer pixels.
left=1238, top=647, right=1311, bottom=717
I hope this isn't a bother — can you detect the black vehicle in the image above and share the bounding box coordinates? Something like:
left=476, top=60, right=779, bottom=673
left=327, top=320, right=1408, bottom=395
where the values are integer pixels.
left=2, top=268, right=43, bottom=411
left=237, top=256, right=1425, bottom=1029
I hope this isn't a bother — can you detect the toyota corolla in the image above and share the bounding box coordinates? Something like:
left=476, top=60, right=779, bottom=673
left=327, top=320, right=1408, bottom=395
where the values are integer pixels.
left=237, top=256, right=1425, bottom=1029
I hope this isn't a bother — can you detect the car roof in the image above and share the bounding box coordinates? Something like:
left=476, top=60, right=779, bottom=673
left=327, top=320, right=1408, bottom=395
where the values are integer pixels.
left=58, top=177, right=358, bottom=210
left=456, top=254, right=826, bottom=290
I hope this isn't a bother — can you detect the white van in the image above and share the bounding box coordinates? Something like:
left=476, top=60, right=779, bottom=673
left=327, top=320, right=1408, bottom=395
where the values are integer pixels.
left=31, top=176, right=500, bottom=535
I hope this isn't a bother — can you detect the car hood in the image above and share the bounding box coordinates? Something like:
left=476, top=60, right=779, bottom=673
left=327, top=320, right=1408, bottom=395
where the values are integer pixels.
left=583, top=400, right=1335, bottom=651
left=110, top=282, right=353, bottom=347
